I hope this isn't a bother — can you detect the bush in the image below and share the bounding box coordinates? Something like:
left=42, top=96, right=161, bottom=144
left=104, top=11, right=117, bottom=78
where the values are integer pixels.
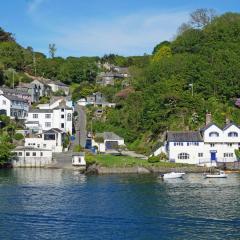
left=148, top=156, right=160, bottom=163
left=159, top=152, right=168, bottom=161
left=85, top=154, right=96, bottom=165
left=14, top=133, right=24, bottom=141
left=73, top=145, right=83, bottom=152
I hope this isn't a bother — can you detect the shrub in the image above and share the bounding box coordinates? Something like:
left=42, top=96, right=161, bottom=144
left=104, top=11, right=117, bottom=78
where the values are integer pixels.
left=85, top=154, right=96, bottom=165
left=148, top=156, right=160, bottom=163
left=14, top=133, right=24, bottom=141
left=159, top=152, right=168, bottom=161
left=73, top=145, right=83, bottom=152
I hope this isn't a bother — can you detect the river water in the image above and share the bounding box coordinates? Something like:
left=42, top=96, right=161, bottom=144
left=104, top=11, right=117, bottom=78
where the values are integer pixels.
left=0, top=169, right=239, bottom=240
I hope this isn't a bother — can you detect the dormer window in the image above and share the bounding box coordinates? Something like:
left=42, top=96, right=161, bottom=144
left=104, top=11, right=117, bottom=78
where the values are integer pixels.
left=228, top=132, right=238, bottom=137
left=209, top=132, right=219, bottom=137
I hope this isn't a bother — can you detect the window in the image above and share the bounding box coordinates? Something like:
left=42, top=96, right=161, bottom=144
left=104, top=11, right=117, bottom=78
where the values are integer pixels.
left=40, top=152, right=43, bottom=157
left=61, top=109, right=64, bottom=112
left=32, top=152, right=36, bottom=156
left=61, top=123, right=64, bottom=128
left=224, top=153, right=234, bottom=158
left=26, top=152, right=30, bottom=156
left=45, top=114, right=51, bottom=119
left=45, top=122, right=51, bottom=127
left=198, top=153, right=203, bottom=157
left=209, top=132, right=219, bottom=137
left=18, top=152, right=22, bottom=156
left=227, top=143, right=233, bottom=147
left=228, top=132, right=238, bottom=137
left=67, top=113, right=72, bottom=121
left=44, top=134, right=55, bottom=140
left=187, top=142, right=199, bottom=146
left=61, top=114, right=64, bottom=119
left=2, top=100, right=6, bottom=105
left=210, top=143, right=215, bottom=147
left=33, top=114, right=38, bottom=119
left=37, top=144, right=40, bottom=148
left=43, top=144, right=47, bottom=148
left=178, top=153, right=190, bottom=160
left=174, top=142, right=183, bottom=146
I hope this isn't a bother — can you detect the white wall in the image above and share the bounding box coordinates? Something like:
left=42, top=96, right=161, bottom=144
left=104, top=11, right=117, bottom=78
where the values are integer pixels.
left=25, top=134, right=63, bottom=152
left=27, top=109, right=72, bottom=134
left=0, top=95, right=11, bottom=116
left=168, top=142, right=205, bottom=164
left=12, top=150, right=52, bottom=167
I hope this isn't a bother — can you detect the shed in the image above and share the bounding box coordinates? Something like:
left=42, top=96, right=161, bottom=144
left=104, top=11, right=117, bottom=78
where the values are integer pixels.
left=72, top=152, right=86, bottom=167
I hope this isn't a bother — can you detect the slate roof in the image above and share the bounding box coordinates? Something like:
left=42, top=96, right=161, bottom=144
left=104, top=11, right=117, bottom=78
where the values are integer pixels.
left=3, top=94, right=28, bottom=103
left=43, top=128, right=63, bottom=134
left=222, top=122, right=239, bottom=131
left=29, top=109, right=53, bottom=113
left=167, top=131, right=203, bottom=142
left=104, top=132, right=124, bottom=141
left=13, top=146, right=51, bottom=151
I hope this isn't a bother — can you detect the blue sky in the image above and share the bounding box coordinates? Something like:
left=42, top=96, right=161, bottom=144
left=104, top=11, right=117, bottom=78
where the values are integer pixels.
left=1, top=0, right=240, bottom=57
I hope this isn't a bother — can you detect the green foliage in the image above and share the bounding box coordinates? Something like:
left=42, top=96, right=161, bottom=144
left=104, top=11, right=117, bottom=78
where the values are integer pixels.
left=53, top=89, right=66, bottom=96
left=73, top=145, right=83, bottom=152
left=0, top=143, right=12, bottom=165
left=63, top=135, right=70, bottom=148
left=234, top=149, right=240, bottom=161
left=148, top=156, right=160, bottom=163
left=152, top=41, right=170, bottom=54
left=14, top=133, right=24, bottom=141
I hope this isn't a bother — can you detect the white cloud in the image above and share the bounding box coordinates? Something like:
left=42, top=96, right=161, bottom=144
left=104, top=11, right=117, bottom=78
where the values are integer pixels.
left=27, top=0, right=46, bottom=13
left=52, top=11, right=189, bottom=56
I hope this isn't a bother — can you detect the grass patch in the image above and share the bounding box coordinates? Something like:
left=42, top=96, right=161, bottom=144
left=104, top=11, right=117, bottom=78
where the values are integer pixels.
left=86, top=154, right=190, bottom=168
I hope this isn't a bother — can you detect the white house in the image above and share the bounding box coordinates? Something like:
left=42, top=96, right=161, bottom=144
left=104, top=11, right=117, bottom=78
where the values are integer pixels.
left=156, top=121, right=240, bottom=166
left=12, top=146, right=52, bottom=167
left=26, top=101, right=73, bottom=134
left=0, top=93, right=29, bottom=119
left=48, top=81, right=70, bottom=95
left=92, top=132, right=125, bottom=153
left=24, top=128, right=65, bottom=153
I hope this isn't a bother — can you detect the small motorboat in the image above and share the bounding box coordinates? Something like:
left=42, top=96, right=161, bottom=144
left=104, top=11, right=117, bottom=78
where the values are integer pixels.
left=204, top=170, right=227, bottom=178
left=161, top=172, right=185, bottom=179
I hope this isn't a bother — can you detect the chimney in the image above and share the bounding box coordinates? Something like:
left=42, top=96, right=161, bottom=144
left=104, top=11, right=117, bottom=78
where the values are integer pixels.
left=225, top=117, right=230, bottom=125
left=206, top=112, right=212, bottom=126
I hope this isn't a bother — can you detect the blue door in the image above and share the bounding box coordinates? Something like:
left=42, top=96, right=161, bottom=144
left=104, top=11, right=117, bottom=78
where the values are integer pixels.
left=211, top=152, right=216, bottom=161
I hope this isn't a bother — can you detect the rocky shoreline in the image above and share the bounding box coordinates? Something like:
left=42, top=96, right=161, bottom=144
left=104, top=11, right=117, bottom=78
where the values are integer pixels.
left=85, top=164, right=218, bottom=175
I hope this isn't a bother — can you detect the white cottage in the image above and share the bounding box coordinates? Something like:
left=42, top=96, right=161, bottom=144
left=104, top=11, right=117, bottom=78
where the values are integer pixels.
left=161, top=121, right=240, bottom=165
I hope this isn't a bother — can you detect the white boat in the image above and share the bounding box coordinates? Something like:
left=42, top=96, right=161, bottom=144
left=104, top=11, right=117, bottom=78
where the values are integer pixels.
left=162, top=172, right=185, bottom=179
left=204, top=171, right=227, bottom=178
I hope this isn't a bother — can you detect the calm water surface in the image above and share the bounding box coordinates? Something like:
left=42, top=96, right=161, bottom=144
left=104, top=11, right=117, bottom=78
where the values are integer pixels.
left=0, top=169, right=239, bottom=240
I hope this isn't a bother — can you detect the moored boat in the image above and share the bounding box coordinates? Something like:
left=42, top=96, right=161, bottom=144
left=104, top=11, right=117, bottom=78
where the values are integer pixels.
left=161, top=172, right=185, bottom=179
left=204, top=170, right=227, bottom=178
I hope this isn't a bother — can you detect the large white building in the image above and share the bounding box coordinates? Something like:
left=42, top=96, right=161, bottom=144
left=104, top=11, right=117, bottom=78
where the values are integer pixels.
left=26, top=100, right=73, bottom=134
left=158, top=122, right=240, bottom=165
left=25, top=128, right=65, bottom=153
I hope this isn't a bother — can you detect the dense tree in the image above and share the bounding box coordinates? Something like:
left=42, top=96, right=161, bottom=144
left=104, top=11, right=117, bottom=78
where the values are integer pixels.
left=0, top=27, right=15, bottom=42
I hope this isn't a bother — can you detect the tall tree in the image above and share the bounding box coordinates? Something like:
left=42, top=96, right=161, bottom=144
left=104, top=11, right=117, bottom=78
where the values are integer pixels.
left=49, top=43, right=57, bottom=58
left=190, top=8, right=216, bottom=28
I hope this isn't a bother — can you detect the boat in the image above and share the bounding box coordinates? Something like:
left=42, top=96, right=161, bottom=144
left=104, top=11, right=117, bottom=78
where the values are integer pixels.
left=161, top=172, right=186, bottom=179
left=204, top=170, right=227, bottom=178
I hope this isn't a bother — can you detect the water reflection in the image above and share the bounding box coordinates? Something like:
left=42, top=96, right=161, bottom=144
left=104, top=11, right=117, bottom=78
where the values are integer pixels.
left=0, top=170, right=239, bottom=240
